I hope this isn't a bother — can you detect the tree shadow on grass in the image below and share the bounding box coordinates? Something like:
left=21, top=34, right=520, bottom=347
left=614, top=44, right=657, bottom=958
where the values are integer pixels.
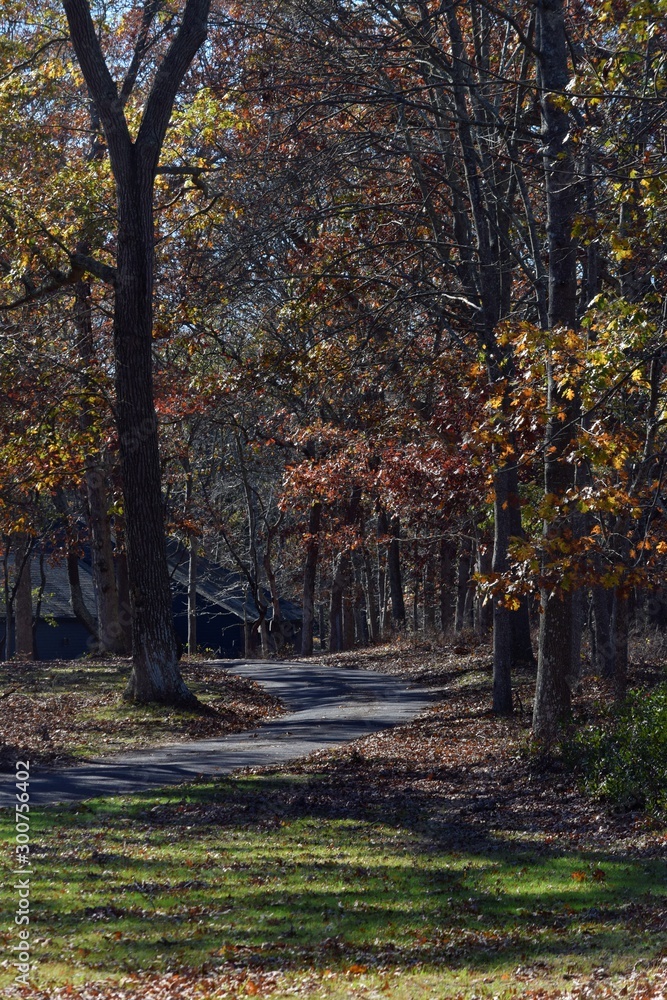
left=3, top=761, right=666, bottom=985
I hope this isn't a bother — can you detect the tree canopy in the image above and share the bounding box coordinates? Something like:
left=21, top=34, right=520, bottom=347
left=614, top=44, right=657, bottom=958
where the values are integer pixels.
left=1, top=0, right=666, bottom=733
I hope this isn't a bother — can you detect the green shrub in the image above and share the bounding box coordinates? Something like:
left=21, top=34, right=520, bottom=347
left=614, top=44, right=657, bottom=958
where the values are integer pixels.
left=568, top=684, right=667, bottom=813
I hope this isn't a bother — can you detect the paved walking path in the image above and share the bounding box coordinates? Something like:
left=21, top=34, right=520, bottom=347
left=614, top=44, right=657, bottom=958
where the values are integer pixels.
left=0, top=661, right=433, bottom=807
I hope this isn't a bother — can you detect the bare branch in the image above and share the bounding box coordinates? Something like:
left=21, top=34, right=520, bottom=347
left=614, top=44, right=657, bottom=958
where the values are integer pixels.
left=119, top=0, right=165, bottom=106
left=0, top=252, right=116, bottom=311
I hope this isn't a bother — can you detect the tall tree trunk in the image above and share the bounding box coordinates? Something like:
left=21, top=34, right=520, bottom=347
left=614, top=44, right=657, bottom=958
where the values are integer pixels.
left=67, top=553, right=98, bottom=641
left=86, top=462, right=123, bottom=654
left=377, top=509, right=389, bottom=636
left=75, top=277, right=123, bottom=654
left=570, top=587, right=585, bottom=689
left=244, top=594, right=258, bottom=659
left=532, top=0, right=580, bottom=740
left=318, top=596, right=327, bottom=653
left=301, top=501, right=321, bottom=656
left=456, top=537, right=473, bottom=633
left=32, top=551, right=47, bottom=658
left=439, top=538, right=456, bottom=633
left=362, top=544, right=380, bottom=643
left=508, top=497, right=536, bottom=667
left=352, top=554, right=368, bottom=646
left=475, top=539, right=493, bottom=638
left=187, top=532, right=197, bottom=656
left=263, top=530, right=284, bottom=652
left=63, top=0, right=210, bottom=706
left=612, top=589, right=629, bottom=702
left=329, top=552, right=345, bottom=653
left=115, top=178, right=193, bottom=703
left=388, top=515, right=406, bottom=625
left=511, top=597, right=535, bottom=666
left=423, top=543, right=436, bottom=632
left=412, top=539, right=420, bottom=632
left=593, top=585, right=615, bottom=677
left=14, top=536, right=33, bottom=660
left=259, top=610, right=271, bottom=659
left=2, top=541, right=12, bottom=660
left=342, top=556, right=356, bottom=651
left=114, top=528, right=133, bottom=655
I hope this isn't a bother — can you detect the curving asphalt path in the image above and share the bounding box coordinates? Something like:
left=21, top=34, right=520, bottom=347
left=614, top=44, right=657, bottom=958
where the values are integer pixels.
left=0, top=661, right=433, bottom=808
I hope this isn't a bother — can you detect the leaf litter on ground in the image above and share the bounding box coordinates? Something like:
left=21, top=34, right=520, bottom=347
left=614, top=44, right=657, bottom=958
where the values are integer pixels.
left=0, top=657, right=283, bottom=767
left=1, top=638, right=666, bottom=998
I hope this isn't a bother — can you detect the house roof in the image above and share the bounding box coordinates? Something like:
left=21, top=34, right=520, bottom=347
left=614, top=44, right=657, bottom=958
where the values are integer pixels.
left=2, top=541, right=301, bottom=625
left=0, top=555, right=97, bottom=620
left=166, top=539, right=302, bottom=624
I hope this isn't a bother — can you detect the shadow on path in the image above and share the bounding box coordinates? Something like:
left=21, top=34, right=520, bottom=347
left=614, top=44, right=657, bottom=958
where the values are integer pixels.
left=0, top=661, right=433, bottom=807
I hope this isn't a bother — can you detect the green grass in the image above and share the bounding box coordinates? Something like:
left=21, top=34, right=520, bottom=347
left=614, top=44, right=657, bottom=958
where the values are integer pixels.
left=1, top=773, right=666, bottom=997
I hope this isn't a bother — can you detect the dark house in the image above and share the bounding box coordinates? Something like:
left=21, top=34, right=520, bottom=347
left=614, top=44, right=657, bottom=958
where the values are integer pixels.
left=1, top=558, right=97, bottom=660
left=1, top=542, right=302, bottom=660
left=167, top=540, right=303, bottom=657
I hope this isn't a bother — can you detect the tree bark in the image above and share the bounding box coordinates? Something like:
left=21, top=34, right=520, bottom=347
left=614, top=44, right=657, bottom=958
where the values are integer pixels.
left=318, top=597, right=327, bottom=653
left=456, top=537, right=473, bottom=633
left=423, top=544, right=436, bottom=632
left=263, top=526, right=284, bottom=652
left=475, top=540, right=493, bottom=638
left=2, top=541, right=11, bottom=660
left=352, top=554, right=368, bottom=646
left=32, top=551, right=47, bottom=659
left=412, top=539, right=420, bottom=632
left=492, top=466, right=513, bottom=712
left=612, top=589, right=628, bottom=702
left=63, top=0, right=210, bottom=706
left=532, top=0, right=580, bottom=740
left=511, top=597, right=535, bottom=667
left=342, top=557, right=356, bottom=651
left=114, top=529, right=134, bottom=655
left=387, top=515, right=406, bottom=625
left=301, top=501, right=321, bottom=656
left=509, top=497, right=536, bottom=667
left=439, top=538, right=456, bottom=633
left=329, top=552, right=346, bottom=653
left=362, top=544, right=380, bottom=643
left=67, top=553, right=98, bottom=641
left=187, top=532, right=197, bottom=656
left=377, top=508, right=389, bottom=636
left=14, top=536, right=33, bottom=659
left=592, top=585, right=615, bottom=676
left=115, top=174, right=194, bottom=702
left=74, top=278, right=123, bottom=654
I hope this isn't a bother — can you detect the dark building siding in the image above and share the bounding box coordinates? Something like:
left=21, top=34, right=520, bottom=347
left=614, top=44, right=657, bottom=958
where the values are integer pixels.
left=34, top=620, right=93, bottom=661
left=172, top=591, right=244, bottom=658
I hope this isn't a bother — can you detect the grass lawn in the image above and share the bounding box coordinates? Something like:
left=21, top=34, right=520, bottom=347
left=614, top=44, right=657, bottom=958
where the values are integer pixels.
left=0, top=643, right=666, bottom=998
